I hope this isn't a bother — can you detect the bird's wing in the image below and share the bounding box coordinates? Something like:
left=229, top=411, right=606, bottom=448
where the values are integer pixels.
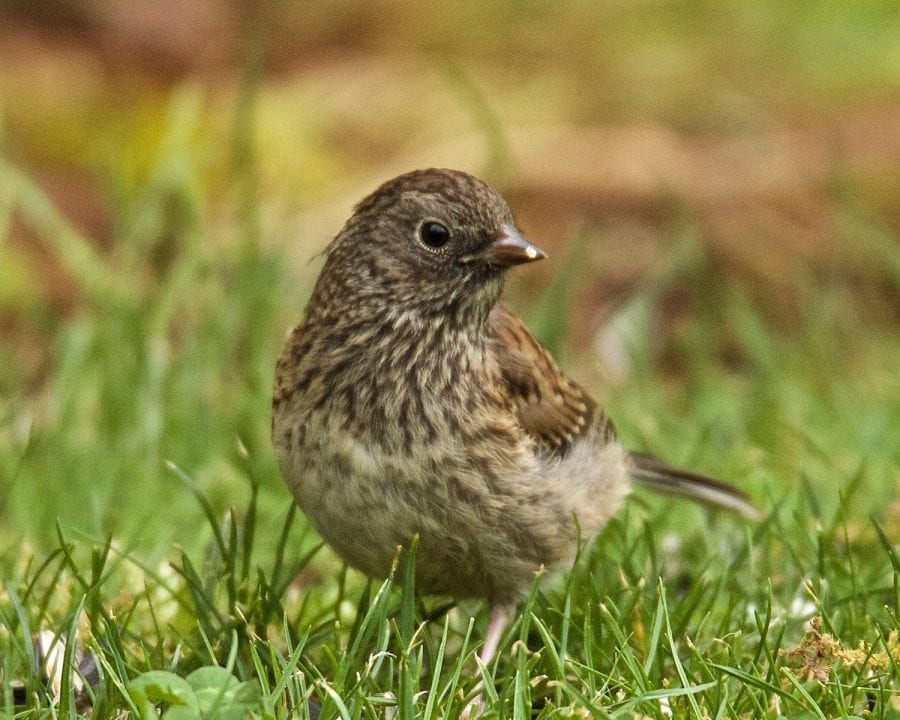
left=488, top=306, right=615, bottom=454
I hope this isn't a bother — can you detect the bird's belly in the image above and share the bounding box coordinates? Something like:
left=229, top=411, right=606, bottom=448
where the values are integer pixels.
left=276, top=418, right=631, bottom=601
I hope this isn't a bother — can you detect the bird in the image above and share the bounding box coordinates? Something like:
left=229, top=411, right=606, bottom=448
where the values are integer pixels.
left=272, top=168, right=758, bottom=693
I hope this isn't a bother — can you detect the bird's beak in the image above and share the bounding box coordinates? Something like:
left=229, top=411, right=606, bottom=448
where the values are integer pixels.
left=478, top=224, right=547, bottom=267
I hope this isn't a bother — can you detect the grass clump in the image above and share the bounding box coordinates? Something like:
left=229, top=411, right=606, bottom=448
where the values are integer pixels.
left=1, top=74, right=898, bottom=720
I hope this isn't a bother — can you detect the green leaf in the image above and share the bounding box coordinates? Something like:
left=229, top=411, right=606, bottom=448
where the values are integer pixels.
left=187, top=666, right=260, bottom=720
left=129, top=671, right=198, bottom=720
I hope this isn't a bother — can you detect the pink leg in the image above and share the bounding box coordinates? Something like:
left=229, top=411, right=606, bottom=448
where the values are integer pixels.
left=462, top=604, right=514, bottom=719
left=479, top=604, right=513, bottom=666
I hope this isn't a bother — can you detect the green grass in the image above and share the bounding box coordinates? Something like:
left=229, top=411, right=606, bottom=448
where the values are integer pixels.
left=1, top=78, right=899, bottom=720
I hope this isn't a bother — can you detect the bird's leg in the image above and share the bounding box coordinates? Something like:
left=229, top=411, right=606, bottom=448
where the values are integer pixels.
left=462, top=603, right=514, bottom=719
left=480, top=603, right=513, bottom=666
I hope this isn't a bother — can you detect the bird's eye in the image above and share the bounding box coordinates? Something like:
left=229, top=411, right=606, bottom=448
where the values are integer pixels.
left=419, top=221, right=450, bottom=249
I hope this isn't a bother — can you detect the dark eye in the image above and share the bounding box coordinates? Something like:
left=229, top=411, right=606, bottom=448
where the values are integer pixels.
left=419, top=221, right=450, bottom=249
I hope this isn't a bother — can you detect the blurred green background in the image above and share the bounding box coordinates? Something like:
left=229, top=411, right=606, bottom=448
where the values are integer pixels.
left=1, top=0, right=898, bottom=555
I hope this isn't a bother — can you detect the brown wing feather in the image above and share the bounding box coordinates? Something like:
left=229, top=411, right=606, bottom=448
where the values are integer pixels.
left=489, top=306, right=615, bottom=454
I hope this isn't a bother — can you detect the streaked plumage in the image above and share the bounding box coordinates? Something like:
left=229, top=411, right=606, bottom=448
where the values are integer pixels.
left=272, top=168, right=757, bottom=674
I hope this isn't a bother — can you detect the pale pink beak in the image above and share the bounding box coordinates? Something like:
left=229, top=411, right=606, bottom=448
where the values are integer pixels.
left=479, top=224, right=547, bottom=267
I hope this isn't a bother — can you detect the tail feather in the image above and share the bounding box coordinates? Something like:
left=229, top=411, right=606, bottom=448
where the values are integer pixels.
left=630, top=453, right=761, bottom=521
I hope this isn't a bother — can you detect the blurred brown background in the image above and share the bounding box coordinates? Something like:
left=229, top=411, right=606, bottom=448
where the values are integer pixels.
left=2, top=0, right=898, bottom=379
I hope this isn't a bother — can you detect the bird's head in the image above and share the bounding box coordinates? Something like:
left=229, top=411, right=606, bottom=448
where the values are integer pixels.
left=318, top=168, right=546, bottom=323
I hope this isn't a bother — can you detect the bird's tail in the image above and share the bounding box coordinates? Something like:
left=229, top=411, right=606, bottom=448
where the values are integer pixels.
left=629, top=453, right=761, bottom=520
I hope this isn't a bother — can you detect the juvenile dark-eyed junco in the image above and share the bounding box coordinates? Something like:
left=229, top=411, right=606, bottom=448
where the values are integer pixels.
left=272, top=168, right=758, bottom=678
